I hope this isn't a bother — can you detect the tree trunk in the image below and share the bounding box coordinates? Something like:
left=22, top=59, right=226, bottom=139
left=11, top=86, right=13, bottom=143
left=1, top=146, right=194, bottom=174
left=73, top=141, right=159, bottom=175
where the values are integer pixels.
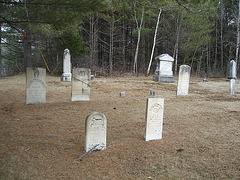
left=109, top=20, right=114, bottom=75
left=220, top=0, right=224, bottom=70
left=122, top=18, right=126, bottom=72
left=133, top=6, right=144, bottom=75
left=235, top=0, right=240, bottom=75
left=147, top=8, right=161, bottom=75
left=174, top=12, right=183, bottom=75
left=23, top=30, right=32, bottom=71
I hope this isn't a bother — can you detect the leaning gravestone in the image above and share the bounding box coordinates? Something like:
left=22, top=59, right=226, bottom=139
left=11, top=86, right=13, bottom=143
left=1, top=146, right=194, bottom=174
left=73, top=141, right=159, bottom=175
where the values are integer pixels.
left=61, top=49, right=72, bottom=82
left=228, top=60, right=237, bottom=80
left=145, top=97, right=164, bottom=141
left=230, top=79, right=236, bottom=95
left=85, top=111, right=107, bottom=152
left=71, top=68, right=91, bottom=101
left=177, top=65, right=191, bottom=96
left=26, top=68, right=46, bottom=104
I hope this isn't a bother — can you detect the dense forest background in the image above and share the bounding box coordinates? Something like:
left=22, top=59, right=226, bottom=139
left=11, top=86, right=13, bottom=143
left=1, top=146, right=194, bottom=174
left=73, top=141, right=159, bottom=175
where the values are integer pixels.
left=0, top=0, right=240, bottom=77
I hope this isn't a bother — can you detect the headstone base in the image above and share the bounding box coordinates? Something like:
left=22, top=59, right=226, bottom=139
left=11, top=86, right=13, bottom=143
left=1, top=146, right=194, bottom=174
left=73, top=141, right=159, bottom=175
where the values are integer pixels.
left=71, top=95, right=90, bottom=101
left=61, top=73, right=72, bottom=82
left=153, top=75, right=174, bottom=83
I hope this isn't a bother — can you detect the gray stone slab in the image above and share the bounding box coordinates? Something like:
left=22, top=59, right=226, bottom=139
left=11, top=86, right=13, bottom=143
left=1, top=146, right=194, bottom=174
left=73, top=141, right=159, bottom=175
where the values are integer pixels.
left=26, top=68, right=46, bottom=104
left=145, top=97, right=164, bottom=141
left=85, top=111, right=107, bottom=152
left=177, top=65, right=191, bottom=96
left=71, top=68, right=91, bottom=101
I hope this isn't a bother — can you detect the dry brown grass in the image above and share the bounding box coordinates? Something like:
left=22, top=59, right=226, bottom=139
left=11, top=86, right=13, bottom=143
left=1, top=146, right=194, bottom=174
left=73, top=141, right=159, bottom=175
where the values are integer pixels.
left=0, top=74, right=240, bottom=179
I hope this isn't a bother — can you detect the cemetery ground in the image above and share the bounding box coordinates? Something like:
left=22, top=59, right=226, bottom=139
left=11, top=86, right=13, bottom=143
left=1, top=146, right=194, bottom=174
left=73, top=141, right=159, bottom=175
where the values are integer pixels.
left=0, top=74, right=240, bottom=180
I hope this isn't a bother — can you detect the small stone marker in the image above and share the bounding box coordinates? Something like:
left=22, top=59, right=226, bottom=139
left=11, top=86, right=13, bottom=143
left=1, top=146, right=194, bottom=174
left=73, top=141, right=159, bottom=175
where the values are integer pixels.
left=228, top=60, right=237, bottom=80
left=26, top=68, right=46, bottom=104
left=145, top=97, right=164, bottom=141
left=61, top=49, right=72, bottom=82
left=85, top=111, right=107, bottom=152
left=120, top=92, right=125, bottom=97
left=230, top=79, right=236, bottom=95
left=150, top=90, right=155, bottom=96
left=177, top=65, right=191, bottom=95
left=71, top=68, right=91, bottom=101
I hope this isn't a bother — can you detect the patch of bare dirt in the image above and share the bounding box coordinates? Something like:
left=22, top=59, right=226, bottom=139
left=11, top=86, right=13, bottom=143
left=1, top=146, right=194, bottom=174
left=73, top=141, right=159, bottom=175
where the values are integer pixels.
left=0, top=74, right=240, bottom=179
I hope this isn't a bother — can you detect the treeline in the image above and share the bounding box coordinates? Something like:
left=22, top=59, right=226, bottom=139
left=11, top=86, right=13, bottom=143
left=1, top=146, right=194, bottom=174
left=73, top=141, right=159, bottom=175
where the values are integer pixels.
left=1, top=0, right=239, bottom=77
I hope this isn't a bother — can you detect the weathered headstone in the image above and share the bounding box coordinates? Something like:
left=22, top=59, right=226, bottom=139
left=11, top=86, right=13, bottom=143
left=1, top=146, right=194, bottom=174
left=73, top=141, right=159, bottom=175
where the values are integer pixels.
left=120, top=92, right=125, bottom=98
left=71, top=68, right=91, bottom=101
left=228, top=60, right=237, bottom=80
left=145, top=97, right=164, bottom=141
left=153, top=54, right=174, bottom=83
left=177, top=65, right=191, bottom=96
left=230, top=79, right=236, bottom=95
left=61, top=49, right=72, bottom=82
left=150, top=90, right=156, bottom=96
left=26, top=68, right=46, bottom=104
left=85, top=111, right=107, bottom=152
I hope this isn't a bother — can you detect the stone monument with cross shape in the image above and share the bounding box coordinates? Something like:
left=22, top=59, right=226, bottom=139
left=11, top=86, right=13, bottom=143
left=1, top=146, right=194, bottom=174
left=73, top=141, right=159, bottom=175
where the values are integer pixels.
left=85, top=111, right=107, bottom=152
left=71, top=68, right=91, bottom=101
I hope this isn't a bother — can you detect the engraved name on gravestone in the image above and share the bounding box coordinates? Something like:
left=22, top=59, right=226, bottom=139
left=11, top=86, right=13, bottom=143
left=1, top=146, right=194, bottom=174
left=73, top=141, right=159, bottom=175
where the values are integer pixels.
left=85, top=111, right=107, bottom=152
left=26, top=68, right=46, bottom=104
left=145, top=97, right=164, bottom=141
left=61, top=49, right=72, bottom=82
left=71, top=68, right=91, bottom=101
left=177, top=65, right=191, bottom=96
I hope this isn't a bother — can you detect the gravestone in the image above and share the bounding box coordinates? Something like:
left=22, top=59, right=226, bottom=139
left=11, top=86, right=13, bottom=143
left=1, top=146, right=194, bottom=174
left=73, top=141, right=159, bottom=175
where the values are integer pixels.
left=228, top=60, right=237, bottom=80
left=145, top=97, right=164, bottom=141
left=71, top=68, right=91, bottom=101
left=120, top=92, right=125, bottom=98
left=61, top=49, right=72, bottom=82
left=150, top=90, right=156, bottom=96
left=153, top=54, right=174, bottom=83
left=177, top=65, right=191, bottom=96
left=26, top=68, right=46, bottom=104
left=85, top=111, right=107, bottom=152
left=230, top=79, right=236, bottom=95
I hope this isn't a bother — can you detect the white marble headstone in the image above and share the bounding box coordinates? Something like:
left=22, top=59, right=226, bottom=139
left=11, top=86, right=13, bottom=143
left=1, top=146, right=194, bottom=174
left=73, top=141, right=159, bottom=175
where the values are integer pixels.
left=61, top=49, right=72, bottom=82
left=177, top=65, right=191, bottom=95
left=71, top=68, right=91, bottom=101
left=26, top=68, right=46, bottom=104
left=145, top=97, right=164, bottom=141
left=85, top=111, right=107, bottom=152
left=230, top=79, right=236, bottom=95
left=153, top=54, right=174, bottom=83
left=228, top=60, right=237, bottom=79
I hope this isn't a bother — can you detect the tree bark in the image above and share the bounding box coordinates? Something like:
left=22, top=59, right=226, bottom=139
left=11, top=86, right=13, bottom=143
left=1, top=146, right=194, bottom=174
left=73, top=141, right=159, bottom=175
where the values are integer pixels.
left=133, top=6, right=144, bottom=75
left=235, top=0, right=240, bottom=75
left=109, top=20, right=114, bottom=75
left=23, top=30, right=32, bottom=71
left=147, top=8, right=161, bottom=75
left=174, top=12, right=183, bottom=75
